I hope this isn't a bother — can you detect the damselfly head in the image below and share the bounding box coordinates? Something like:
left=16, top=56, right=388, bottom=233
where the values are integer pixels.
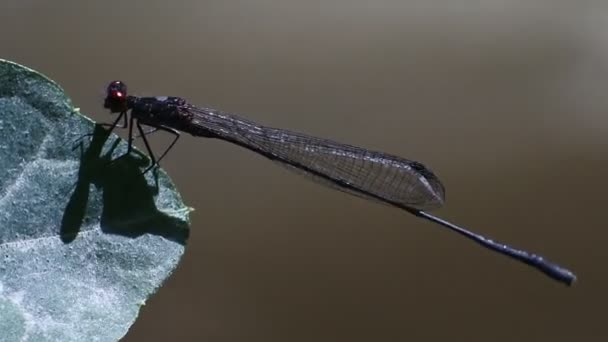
left=104, top=80, right=128, bottom=113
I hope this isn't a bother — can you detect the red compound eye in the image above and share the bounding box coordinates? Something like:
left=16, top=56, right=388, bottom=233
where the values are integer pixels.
left=107, top=80, right=127, bottom=97
left=104, top=80, right=128, bottom=113
left=110, top=89, right=124, bottom=100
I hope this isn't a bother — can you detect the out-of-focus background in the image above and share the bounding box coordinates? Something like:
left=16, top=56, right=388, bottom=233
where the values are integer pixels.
left=1, top=1, right=605, bottom=341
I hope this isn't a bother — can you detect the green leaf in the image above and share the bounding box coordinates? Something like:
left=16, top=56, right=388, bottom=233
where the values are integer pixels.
left=0, top=59, right=190, bottom=341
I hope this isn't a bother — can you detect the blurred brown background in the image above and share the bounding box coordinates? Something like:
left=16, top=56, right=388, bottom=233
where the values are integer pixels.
left=1, top=1, right=605, bottom=341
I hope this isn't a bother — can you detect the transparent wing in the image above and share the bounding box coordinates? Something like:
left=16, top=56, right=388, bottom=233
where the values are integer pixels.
left=186, top=105, right=446, bottom=211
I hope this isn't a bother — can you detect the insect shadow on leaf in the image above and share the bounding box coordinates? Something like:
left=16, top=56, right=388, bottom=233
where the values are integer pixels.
left=60, top=124, right=189, bottom=244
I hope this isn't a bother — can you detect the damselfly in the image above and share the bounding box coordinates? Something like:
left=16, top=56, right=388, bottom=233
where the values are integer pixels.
left=102, top=80, right=576, bottom=285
